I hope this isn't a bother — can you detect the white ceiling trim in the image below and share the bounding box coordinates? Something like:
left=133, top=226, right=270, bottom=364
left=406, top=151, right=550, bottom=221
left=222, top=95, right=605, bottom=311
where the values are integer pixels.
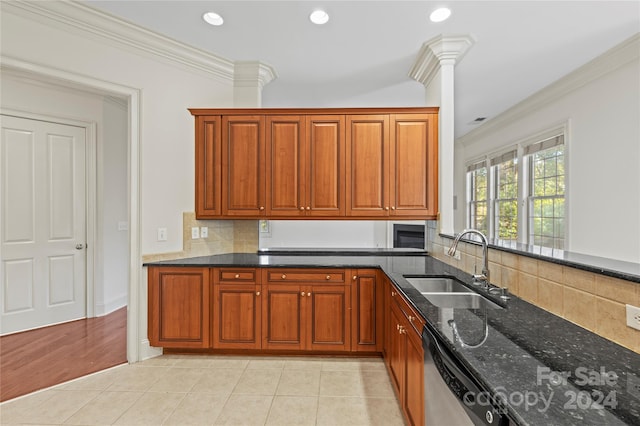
left=458, top=33, right=640, bottom=147
left=409, top=34, right=476, bottom=87
left=2, top=0, right=236, bottom=83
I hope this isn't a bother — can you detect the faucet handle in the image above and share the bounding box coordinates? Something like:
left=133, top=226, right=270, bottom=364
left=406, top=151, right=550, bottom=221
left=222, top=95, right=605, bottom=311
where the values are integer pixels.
left=488, top=285, right=510, bottom=300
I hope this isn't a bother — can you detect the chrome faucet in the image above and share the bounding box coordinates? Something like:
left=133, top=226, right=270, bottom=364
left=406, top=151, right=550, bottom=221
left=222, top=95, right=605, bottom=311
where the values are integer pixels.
left=448, top=229, right=490, bottom=286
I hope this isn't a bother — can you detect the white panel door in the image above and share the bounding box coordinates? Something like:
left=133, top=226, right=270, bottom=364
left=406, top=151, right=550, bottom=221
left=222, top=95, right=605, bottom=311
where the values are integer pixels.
left=1, top=115, right=86, bottom=335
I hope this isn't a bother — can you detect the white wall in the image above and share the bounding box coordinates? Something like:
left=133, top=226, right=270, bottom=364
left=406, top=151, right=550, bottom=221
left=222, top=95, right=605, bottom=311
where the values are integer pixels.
left=1, top=6, right=235, bottom=255
left=455, top=50, right=640, bottom=262
left=259, top=221, right=387, bottom=248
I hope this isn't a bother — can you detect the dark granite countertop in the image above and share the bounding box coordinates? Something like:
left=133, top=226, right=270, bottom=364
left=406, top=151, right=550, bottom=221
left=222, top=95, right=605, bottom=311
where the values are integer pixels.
left=144, top=252, right=640, bottom=425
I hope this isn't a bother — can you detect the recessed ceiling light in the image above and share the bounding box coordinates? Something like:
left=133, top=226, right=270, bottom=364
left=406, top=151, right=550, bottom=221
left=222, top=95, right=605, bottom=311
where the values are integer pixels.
left=309, top=10, right=329, bottom=25
left=203, top=12, right=224, bottom=26
left=429, top=7, right=451, bottom=23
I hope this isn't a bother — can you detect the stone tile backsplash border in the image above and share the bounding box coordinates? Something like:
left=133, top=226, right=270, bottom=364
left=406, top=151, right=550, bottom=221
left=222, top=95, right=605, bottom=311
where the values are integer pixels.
left=429, top=233, right=640, bottom=353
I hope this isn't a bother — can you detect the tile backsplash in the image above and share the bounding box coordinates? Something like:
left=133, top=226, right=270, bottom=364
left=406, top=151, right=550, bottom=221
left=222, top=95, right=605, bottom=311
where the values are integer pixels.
left=429, top=233, right=640, bottom=354
left=142, top=213, right=259, bottom=263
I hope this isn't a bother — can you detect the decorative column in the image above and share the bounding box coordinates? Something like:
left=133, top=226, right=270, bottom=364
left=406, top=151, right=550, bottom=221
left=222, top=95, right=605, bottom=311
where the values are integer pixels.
left=233, top=61, right=277, bottom=107
left=409, top=35, right=475, bottom=235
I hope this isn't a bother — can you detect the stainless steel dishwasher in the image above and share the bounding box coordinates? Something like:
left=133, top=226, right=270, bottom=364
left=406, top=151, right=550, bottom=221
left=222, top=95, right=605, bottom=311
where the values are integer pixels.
left=422, top=325, right=510, bottom=425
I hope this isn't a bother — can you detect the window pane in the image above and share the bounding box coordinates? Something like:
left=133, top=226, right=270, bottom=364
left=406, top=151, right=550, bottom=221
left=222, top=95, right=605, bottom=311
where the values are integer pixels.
left=528, top=142, right=564, bottom=249
left=493, top=157, right=518, bottom=241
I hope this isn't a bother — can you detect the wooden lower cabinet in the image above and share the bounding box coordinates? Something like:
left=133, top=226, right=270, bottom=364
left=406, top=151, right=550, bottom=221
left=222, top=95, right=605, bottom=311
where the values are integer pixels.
left=212, top=268, right=261, bottom=349
left=387, top=284, right=425, bottom=426
left=351, top=269, right=383, bottom=352
left=262, top=282, right=351, bottom=352
left=147, top=266, right=211, bottom=349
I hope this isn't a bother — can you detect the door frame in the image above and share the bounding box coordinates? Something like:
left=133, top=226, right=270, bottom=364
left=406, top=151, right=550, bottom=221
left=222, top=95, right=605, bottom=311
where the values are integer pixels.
left=1, top=56, right=142, bottom=363
left=1, top=109, right=97, bottom=320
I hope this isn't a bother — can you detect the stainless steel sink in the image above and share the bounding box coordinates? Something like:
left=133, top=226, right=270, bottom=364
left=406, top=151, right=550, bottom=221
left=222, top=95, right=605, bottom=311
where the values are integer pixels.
left=420, top=292, right=502, bottom=310
left=405, top=277, right=473, bottom=293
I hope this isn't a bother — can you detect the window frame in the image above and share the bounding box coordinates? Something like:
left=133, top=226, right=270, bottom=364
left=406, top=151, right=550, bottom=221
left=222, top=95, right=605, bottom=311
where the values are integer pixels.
left=465, top=129, right=567, bottom=250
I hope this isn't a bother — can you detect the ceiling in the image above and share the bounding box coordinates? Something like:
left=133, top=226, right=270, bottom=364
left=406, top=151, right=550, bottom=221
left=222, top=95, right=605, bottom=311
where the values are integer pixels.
left=85, top=1, right=639, bottom=137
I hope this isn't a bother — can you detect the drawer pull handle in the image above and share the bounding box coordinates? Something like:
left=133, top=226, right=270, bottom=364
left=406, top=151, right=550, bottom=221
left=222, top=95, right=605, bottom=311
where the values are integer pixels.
left=326, top=275, right=331, bottom=280
left=235, top=274, right=240, bottom=279
left=282, top=274, right=287, bottom=279
left=408, top=315, right=414, bottom=322
left=391, top=291, right=396, bottom=296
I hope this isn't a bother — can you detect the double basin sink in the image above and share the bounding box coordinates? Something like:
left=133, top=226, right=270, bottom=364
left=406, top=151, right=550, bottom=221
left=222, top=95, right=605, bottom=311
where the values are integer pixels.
left=404, top=276, right=501, bottom=310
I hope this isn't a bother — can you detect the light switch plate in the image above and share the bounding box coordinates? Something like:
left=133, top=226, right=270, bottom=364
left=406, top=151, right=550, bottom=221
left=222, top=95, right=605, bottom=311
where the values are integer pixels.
left=157, top=228, right=167, bottom=241
left=200, top=227, right=208, bottom=238
left=191, top=227, right=200, bottom=239
left=626, top=304, right=640, bottom=331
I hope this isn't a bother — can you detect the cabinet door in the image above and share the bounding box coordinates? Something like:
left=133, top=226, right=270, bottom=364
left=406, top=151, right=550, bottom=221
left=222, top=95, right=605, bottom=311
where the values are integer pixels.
left=308, top=285, right=350, bottom=351
left=266, top=116, right=306, bottom=217
left=222, top=115, right=266, bottom=216
left=306, top=115, right=345, bottom=217
left=213, top=284, right=261, bottom=349
left=404, top=329, right=425, bottom=426
left=388, top=300, right=406, bottom=397
left=195, top=116, right=221, bottom=218
left=390, top=114, right=438, bottom=217
left=148, top=267, right=210, bottom=349
left=346, top=115, right=390, bottom=216
left=351, top=269, right=382, bottom=352
left=262, top=284, right=306, bottom=350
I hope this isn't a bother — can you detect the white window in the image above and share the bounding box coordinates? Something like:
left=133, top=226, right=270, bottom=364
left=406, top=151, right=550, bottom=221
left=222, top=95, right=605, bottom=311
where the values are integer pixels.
left=466, top=134, right=565, bottom=249
left=466, top=161, right=488, bottom=236
left=526, top=136, right=565, bottom=249
left=492, top=151, right=518, bottom=242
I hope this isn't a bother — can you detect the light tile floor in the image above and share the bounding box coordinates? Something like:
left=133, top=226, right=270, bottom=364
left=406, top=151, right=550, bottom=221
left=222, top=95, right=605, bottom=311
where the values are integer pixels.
left=0, top=355, right=405, bottom=425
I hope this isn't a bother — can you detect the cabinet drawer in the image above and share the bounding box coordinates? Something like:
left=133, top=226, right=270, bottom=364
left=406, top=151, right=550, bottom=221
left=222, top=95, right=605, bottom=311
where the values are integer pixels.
left=265, top=269, right=346, bottom=284
left=216, top=268, right=258, bottom=283
left=390, top=284, right=425, bottom=336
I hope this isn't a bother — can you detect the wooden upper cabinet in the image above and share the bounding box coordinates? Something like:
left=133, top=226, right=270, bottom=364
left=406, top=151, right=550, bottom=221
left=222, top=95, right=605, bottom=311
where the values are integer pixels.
left=195, top=116, right=221, bottom=218
left=346, top=115, right=390, bottom=216
left=266, top=115, right=306, bottom=217
left=266, top=115, right=345, bottom=217
left=222, top=115, right=266, bottom=216
left=306, top=115, right=345, bottom=216
left=390, top=114, right=438, bottom=217
left=191, top=107, right=438, bottom=220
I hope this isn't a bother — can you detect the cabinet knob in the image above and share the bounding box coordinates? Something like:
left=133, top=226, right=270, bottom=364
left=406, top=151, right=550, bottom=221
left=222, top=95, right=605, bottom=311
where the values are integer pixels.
left=391, top=206, right=396, bottom=210
left=282, top=274, right=287, bottom=279
left=325, top=275, right=331, bottom=280
left=408, top=315, right=414, bottom=322
left=259, top=206, right=265, bottom=211
left=306, top=206, right=310, bottom=210
left=391, top=291, right=396, bottom=297
left=300, top=207, right=305, bottom=211
left=307, top=292, right=311, bottom=297
left=301, top=291, right=305, bottom=296
left=396, top=324, right=401, bottom=330
left=352, top=275, right=357, bottom=280
left=235, top=274, right=240, bottom=279
left=400, top=327, right=406, bottom=334
left=385, top=206, right=389, bottom=211
left=256, top=291, right=260, bottom=296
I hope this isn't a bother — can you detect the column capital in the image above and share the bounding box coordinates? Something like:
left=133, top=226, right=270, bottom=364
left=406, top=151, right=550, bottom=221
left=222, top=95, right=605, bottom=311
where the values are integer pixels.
left=409, top=34, right=475, bottom=86
left=233, top=61, right=277, bottom=107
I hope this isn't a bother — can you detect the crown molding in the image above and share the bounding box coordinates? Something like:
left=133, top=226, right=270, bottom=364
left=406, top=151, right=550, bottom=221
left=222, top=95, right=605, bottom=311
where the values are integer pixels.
left=234, top=61, right=278, bottom=89
left=2, top=0, right=236, bottom=82
left=457, top=33, right=640, bottom=147
left=409, top=34, right=476, bottom=86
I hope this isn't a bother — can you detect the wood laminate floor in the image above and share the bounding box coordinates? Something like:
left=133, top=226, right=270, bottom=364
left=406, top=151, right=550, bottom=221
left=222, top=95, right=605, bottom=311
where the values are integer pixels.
left=0, top=307, right=127, bottom=402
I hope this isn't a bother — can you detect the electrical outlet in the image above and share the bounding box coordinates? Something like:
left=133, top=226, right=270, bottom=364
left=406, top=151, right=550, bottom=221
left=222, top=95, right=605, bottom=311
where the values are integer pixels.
left=200, top=226, right=208, bottom=238
left=157, top=228, right=167, bottom=241
left=444, top=246, right=461, bottom=260
left=626, top=304, right=640, bottom=331
left=191, top=227, right=200, bottom=239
